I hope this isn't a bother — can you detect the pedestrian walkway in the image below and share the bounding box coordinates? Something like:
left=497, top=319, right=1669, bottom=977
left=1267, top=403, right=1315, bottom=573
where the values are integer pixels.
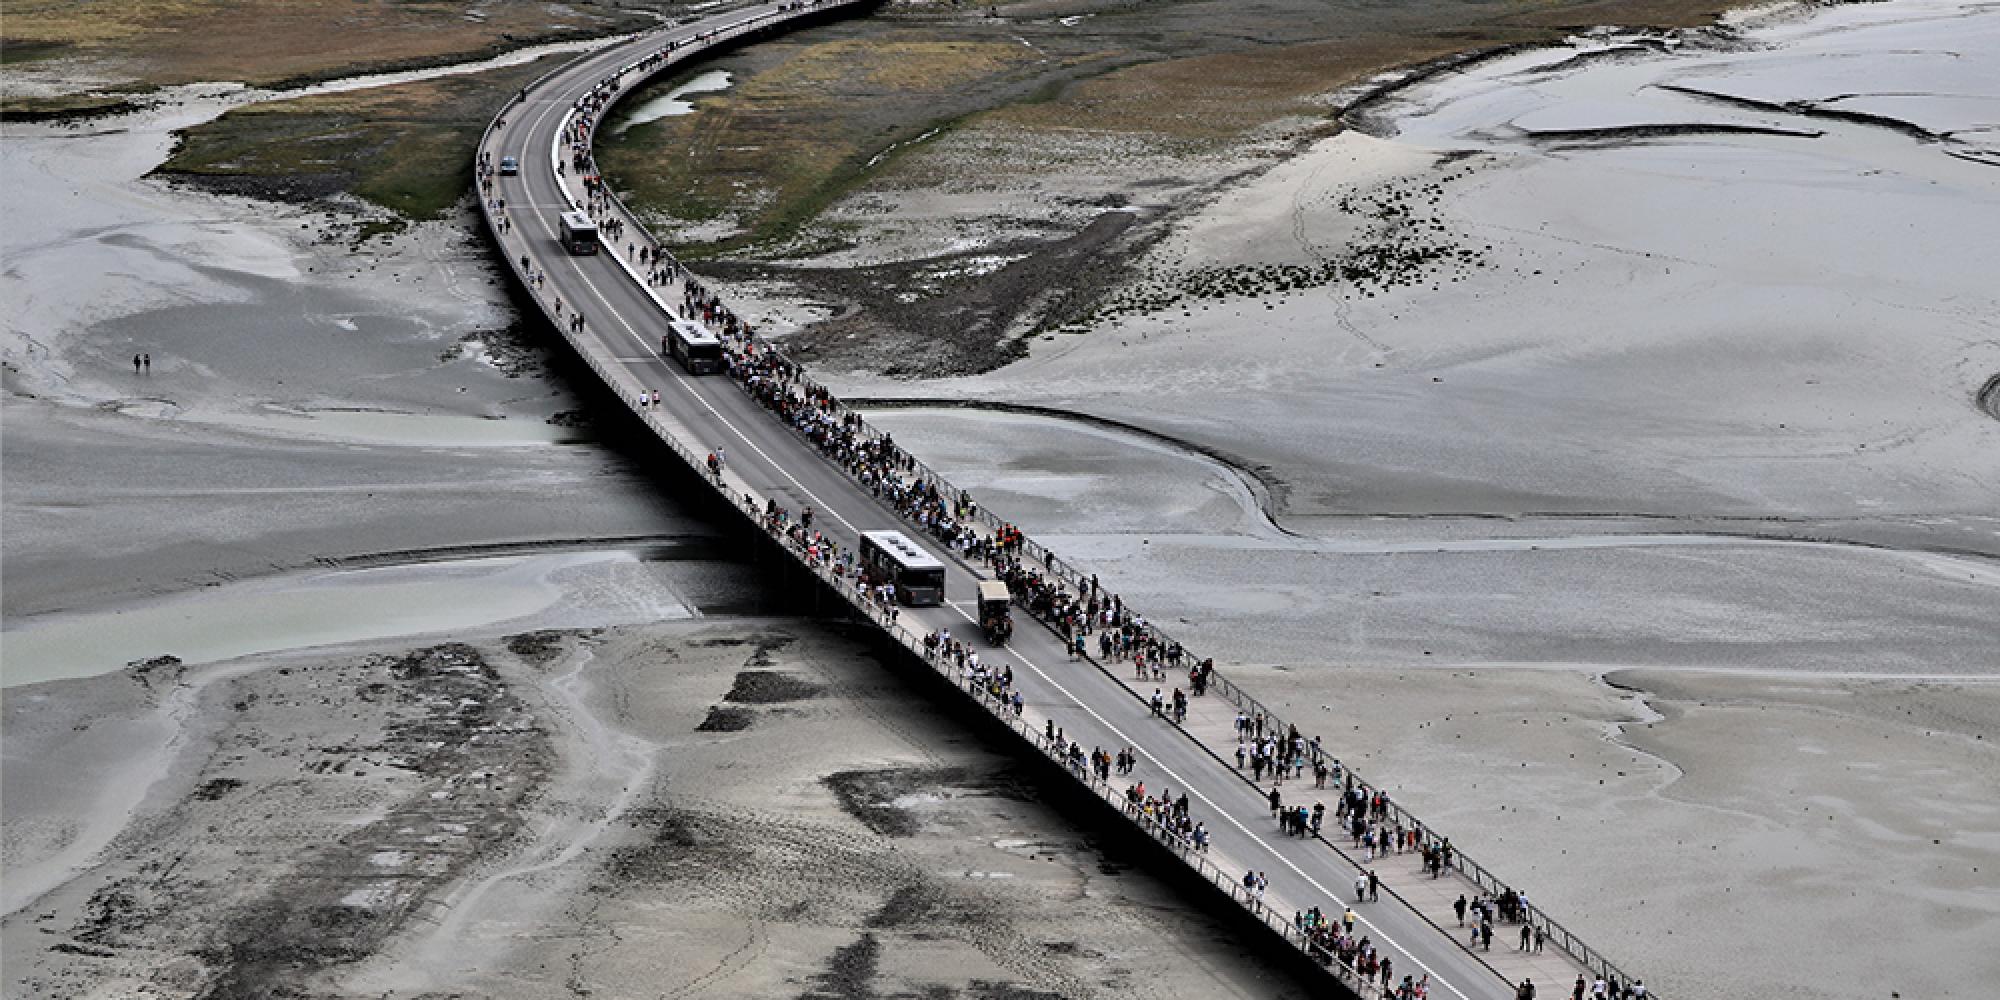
left=1094, top=654, right=1595, bottom=990
left=475, top=7, right=1659, bottom=996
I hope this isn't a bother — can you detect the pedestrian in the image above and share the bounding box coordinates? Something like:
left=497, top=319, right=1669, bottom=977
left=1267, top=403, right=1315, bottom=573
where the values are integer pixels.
left=1368, top=869, right=1380, bottom=902
left=1454, top=894, right=1468, bottom=927
left=1268, top=785, right=1282, bottom=819
left=1534, top=925, right=1546, bottom=953
left=1480, top=920, right=1492, bottom=951
left=1521, top=923, right=1532, bottom=950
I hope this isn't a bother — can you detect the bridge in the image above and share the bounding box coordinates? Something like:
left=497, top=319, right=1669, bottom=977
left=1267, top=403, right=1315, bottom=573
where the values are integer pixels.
left=476, top=5, right=1647, bottom=998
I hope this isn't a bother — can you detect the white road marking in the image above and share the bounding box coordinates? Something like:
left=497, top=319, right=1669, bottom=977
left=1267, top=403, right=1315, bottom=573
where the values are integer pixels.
left=521, top=154, right=862, bottom=534
left=946, top=600, right=1476, bottom=1000
left=496, top=12, right=1490, bottom=999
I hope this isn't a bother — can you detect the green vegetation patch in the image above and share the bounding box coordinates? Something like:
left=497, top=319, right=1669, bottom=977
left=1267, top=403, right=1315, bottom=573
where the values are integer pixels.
left=0, top=38, right=71, bottom=65
left=601, top=0, right=1732, bottom=265
left=596, top=29, right=1127, bottom=257
left=0, top=91, right=139, bottom=122
left=156, top=54, right=567, bottom=219
left=1, top=0, right=649, bottom=89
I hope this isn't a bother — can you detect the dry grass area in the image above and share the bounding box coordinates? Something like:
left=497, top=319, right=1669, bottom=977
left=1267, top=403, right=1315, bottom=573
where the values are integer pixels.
left=987, top=0, right=1733, bottom=140
left=608, top=0, right=1735, bottom=257
left=157, top=53, right=569, bottom=217
left=2, top=0, right=651, bottom=88
left=753, top=37, right=1060, bottom=93
left=598, top=28, right=1123, bottom=253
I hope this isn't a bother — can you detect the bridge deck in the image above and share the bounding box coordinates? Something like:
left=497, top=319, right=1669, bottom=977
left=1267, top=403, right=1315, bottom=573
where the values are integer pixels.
left=477, top=7, right=1625, bottom=1000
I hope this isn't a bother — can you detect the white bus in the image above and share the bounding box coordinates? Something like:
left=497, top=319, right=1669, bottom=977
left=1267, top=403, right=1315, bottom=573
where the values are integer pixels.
left=558, top=211, right=598, bottom=255
left=663, top=318, right=725, bottom=374
left=858, top=530, right=946, bottom=606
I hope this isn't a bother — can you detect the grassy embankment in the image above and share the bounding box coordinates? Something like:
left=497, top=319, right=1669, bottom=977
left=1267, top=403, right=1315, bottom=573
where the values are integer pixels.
left=4, top=1, right=654, bottom=201
left=42, top=0, right=1730, bottom=228
left=156, top=54, right=569, bottom=220
left=601, top=0, right=1731, bottom=258
left=597, top=32, right=1128, bottom=258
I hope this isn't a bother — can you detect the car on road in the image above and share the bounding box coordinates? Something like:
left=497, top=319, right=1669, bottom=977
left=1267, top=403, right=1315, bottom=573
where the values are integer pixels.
left=498, top=155, right=519, bottom=176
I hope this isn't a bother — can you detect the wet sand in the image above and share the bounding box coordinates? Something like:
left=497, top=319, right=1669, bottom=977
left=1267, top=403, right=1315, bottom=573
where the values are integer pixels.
left=856, top=400, right=2000, bottom=998
left=7, top=2, right=1998, bottom=996
left=4, top=622, right=1315, bottom=1000
left=2, top=31, right=1320, bottom=1000
left=796, top=4, right=2000, bottom=994
left=1, top=51, right=695, bottom=630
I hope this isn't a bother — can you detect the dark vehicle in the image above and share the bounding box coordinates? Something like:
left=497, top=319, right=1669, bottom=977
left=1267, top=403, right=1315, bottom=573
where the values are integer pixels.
left=558, top=211, right=598, bottom=255
left=663, top=318, right=724, bottom=374
left=498, top=155, right=520, bottom=175
left=859, top=530, right=945, bottom=606
left=977, top=579, right=1013, bottom=644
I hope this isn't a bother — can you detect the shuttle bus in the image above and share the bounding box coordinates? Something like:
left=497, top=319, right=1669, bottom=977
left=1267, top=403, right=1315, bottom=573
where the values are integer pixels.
left=976, top=579, right=1013, bottom=644
left=858, top=530, right=946, bottom=606
left=663, top=318, right=725, bottom=374
left=558, top=211, right=598, bottom=255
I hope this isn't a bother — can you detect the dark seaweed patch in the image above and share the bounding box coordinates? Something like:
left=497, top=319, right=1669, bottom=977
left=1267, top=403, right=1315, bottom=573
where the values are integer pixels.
left=725, top=670, right=823, bottom=704
left=696, top=705, right=756, bottom=731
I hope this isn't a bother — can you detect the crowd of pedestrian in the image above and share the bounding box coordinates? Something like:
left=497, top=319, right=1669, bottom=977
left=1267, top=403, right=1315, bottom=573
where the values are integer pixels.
left=493, top=18, right=1625, bottom=994
left=1295, top=904, right=1416, bottom=997
left=703, top=283, right=1618, bottom=996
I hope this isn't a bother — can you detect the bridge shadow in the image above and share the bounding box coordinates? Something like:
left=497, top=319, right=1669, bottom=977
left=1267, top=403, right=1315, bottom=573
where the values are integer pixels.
left=487, top=267, right=1355, bottom=995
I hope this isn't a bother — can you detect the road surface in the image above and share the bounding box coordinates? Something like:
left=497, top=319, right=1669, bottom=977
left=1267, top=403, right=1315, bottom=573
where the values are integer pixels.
left=475, top=6, right=1624, bottom=998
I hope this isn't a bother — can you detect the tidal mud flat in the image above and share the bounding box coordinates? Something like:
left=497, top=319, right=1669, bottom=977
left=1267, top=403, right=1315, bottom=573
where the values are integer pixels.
left=766, top=2, right=2000, bottom=996
left=0, top=37, right=717, bottom=629
left=2, top=36, right=1318, bottom=995
left=4, top=622, right=1313, bottom=1000
left=6, top=2, right=1997, bottom=999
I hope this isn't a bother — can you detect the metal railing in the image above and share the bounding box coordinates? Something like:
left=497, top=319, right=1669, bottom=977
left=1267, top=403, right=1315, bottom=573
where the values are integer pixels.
left=692, top=365, right=1649, bottom=992
left=475, top=7, right=1649, bottom=996
left=752, top=505, right=1388, bottom=996
left=470, top=7, right=1380, bottom=996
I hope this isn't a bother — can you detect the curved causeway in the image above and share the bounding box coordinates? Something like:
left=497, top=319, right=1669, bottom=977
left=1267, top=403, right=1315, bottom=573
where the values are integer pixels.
left=474, top=7, right=1639, bottom=999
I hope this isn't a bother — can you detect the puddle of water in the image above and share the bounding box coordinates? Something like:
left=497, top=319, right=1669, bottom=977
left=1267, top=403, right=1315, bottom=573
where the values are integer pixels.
left=0, top=551, right=686, bottom=688
left=286, top=34, right=630, bottom=102
left=864, top=126, right=944, bottom=169
left=614, top=70, right=732, bottom=134
left=340, top=885, right=399, bottom=909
